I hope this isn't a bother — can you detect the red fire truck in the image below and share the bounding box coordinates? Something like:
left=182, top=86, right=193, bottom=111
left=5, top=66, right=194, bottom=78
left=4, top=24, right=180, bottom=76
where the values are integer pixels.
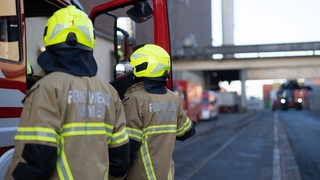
left=0, top=0, right=172, bottom=176
left=275, top=80, right=311, bottom=111
left=173, top=80, right=203, bottom=123
left=201, top=90, right=219, bottom=120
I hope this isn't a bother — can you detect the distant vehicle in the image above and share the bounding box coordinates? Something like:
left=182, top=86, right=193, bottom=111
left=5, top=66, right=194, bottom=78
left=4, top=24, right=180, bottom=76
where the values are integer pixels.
left=275, top=80, right=311, bottom=111
left=216, top=91, right=240, bottom=113
left=201, top=90, right=219, bottom=120
left=173, top=80, right=203, bottom=123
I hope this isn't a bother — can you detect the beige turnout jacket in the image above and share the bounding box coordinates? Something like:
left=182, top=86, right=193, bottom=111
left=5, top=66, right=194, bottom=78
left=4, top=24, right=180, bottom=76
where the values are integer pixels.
left=6, top=72, right=128, bottom=180
left=123, top=82, right=193, bottom=180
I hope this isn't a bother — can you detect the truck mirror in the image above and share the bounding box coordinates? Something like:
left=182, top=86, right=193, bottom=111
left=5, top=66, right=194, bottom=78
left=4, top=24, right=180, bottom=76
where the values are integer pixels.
left=116, top=17, right=135, bottom=62
left=113, top=61, right=133, bottom=80
left=126, top=1, right=153, bottom=23
left=116, top=27, right=129, bottom=61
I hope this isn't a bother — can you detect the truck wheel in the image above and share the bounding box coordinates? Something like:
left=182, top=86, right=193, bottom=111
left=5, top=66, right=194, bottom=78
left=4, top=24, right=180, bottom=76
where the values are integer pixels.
left=295, top=103, right=302, bottom=110
left=0, top=148, right=14, bottom=179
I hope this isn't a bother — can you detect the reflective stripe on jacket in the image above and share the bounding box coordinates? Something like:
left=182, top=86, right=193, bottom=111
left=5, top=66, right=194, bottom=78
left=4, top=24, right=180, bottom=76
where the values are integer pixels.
left=6, top=72, right=129, bottom=180
left=123, top=82, right=193, bottom=180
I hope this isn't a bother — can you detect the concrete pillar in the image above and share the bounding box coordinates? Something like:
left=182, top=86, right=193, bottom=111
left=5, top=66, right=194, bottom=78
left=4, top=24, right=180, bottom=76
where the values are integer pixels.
left=221, top=0, right=234, bottom=45
left=205, top=73, right=211, bottom=89
left=240, top=69, right=247, bottom=111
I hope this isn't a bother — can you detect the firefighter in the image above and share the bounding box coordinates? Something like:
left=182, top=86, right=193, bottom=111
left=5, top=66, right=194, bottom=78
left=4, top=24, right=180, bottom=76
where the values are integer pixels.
left=123, top=44, right=196, bottom=180
left=5, top=5, right=129, bottom=180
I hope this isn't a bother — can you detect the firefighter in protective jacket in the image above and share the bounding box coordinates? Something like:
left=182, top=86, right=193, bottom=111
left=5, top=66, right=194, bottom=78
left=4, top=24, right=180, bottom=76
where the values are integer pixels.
left=5, top=6, right=130, bottom=180
left=123, top=44, right=196, bottom=180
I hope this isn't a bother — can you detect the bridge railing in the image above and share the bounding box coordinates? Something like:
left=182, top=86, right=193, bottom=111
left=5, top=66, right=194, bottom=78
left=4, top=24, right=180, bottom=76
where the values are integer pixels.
left=172, top=41, right=320, bottom=60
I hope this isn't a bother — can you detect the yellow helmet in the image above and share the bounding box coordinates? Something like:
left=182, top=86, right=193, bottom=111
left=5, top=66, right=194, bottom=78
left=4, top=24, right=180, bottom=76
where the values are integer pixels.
left=44, top=5, right=95, bottom=50
left=129, top=44, right=170, bottom=78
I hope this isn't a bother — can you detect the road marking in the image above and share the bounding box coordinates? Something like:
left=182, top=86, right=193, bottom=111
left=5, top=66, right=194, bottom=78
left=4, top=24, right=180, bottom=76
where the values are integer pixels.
left=179, top=116, right=256, bottom=180
left=273, top=112, right=281, bottom=180
left=174, top=113, right=256, bottom=152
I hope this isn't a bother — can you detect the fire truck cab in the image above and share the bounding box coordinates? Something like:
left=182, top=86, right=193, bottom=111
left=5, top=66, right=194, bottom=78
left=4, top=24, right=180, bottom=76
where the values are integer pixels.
left=89, top=0, right=172, bottom=88
left=276, top=80, right=311, bottom=111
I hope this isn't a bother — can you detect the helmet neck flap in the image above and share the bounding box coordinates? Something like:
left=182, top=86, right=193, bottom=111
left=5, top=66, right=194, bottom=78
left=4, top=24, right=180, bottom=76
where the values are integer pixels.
left=143, top=78, right=167, bottom=94
left=38, top=47, right=97, bottom=76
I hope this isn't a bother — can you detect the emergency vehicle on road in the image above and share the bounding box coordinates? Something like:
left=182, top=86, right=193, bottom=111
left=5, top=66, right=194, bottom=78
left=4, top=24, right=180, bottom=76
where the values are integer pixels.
left=0, top=0, right=172, bottom=176
left=201, top=90, right=219, bottom=120
left=276, top=80, right=310, bottom=110
left=173, top=80, right=203, bottom=123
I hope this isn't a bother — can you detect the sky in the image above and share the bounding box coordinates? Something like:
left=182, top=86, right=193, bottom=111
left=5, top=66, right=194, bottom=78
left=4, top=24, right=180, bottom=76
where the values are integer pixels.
left=211, top=0, right=320, bottom=99
left=212, top=0, right=320, bottom=45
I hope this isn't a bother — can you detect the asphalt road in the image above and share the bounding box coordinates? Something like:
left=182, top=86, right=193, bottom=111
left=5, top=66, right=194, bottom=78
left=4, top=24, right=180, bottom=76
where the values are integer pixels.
left=278, top=110, right=320, bottom=180
left=173, top=109, right=319, bottom=180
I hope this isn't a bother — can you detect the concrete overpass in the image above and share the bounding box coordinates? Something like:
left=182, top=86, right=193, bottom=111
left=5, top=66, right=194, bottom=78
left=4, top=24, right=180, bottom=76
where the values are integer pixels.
left=171, top=42, right=320, bottom=109
left=172, top=42, right=320, bottom=80
left=172, top=56, right=320, bottom=80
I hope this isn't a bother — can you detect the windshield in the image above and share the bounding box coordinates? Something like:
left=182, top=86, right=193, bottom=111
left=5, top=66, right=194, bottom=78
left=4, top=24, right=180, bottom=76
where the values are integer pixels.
left=0, top=0, right=20, bottom=62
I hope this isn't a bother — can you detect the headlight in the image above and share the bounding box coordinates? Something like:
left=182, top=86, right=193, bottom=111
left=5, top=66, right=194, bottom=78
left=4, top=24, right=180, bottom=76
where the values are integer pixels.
left=297, top=98, right=303, bottom=103
left=280, top=99, right=286, bottom=104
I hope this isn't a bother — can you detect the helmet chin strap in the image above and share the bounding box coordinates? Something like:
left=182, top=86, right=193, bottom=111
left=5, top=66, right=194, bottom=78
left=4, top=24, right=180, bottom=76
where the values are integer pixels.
left=162, top=71, right=170, bottom=79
